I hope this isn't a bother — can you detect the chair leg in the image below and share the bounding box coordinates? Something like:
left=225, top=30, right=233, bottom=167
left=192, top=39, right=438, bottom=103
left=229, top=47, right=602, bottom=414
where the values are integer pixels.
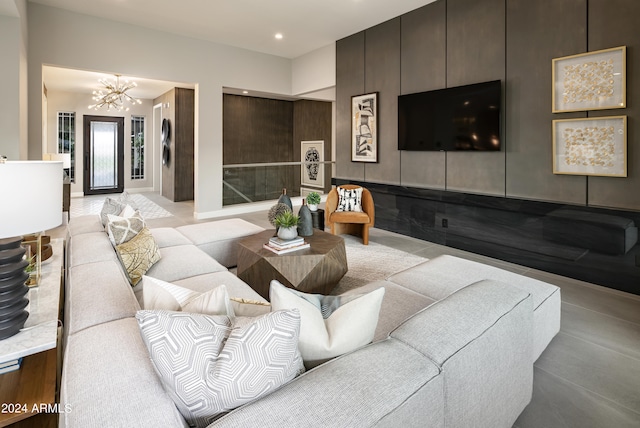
left=362, top=225, right=369, bottom=245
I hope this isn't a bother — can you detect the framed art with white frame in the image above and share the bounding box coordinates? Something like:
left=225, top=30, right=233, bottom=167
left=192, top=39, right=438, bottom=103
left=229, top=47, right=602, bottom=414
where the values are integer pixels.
left=552, top=116, right=627, bottom=177
left=301, top=140, right=324, bottom=188
left=552, top=46, right=626, bottom=113
left=351, top=93, right=378, bottom=162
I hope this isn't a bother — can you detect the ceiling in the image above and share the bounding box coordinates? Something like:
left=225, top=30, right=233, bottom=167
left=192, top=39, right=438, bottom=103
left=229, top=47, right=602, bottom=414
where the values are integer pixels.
left=36, top=0, right=436, bottom=102
left=30, top=0, right=436, bottom=59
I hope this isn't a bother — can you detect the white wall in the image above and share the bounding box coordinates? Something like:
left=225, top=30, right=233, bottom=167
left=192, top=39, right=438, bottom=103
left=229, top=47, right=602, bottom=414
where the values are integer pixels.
left=292, top=43, right=336, bottom=97
left=26, top=3, right=336, bottom=217
left=46, top=90, right=155, bottom=196
left=0, top=14, right=20, bottom=160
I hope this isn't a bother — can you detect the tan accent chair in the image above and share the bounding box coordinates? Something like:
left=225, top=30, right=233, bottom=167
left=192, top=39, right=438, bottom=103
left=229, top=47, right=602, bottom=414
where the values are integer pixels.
left=325, top=185, right=375, bottom=245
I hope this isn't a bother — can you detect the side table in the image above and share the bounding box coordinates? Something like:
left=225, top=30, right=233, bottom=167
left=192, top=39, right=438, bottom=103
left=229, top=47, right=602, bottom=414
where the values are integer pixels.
left=310, top=208, right=325, bottom=231
left=0, top=239, right=64, bottom=427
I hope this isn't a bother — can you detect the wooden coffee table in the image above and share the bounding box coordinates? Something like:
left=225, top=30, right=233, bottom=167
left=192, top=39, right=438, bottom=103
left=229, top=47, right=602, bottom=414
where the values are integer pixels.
left=237, top=229, right=348, bottom=300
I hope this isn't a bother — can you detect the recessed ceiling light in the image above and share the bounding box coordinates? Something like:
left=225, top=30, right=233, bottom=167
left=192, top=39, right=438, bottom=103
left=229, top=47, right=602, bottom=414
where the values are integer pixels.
left=242, top=90, right=248, bottom=94
left=275, top=33, right=283, bottom=40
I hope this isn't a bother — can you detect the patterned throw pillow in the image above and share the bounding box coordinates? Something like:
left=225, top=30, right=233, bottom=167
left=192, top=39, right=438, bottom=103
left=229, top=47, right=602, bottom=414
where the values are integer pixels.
left=106, top=210, right=146, bottom=246
left=336, top=186, right=363, bottom=212
left=270, top=280, right=385, bottom=368
left=229, top=297, right=271, bottom=317
left=100, top=197, right=127, bottom=226
left=141, top=275, right=234, bottom=317
left=136, top=309, right=305, bottom=427
left=115, top=228, right=161, bottom=286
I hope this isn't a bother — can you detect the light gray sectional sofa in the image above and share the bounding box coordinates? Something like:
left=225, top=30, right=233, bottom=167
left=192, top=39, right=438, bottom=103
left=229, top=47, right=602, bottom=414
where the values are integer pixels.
left=60, top=215, right=560, bottom=428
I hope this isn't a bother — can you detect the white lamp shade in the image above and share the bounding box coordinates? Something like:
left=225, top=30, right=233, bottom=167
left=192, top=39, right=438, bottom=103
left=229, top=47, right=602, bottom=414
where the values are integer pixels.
left=0, top=161, right=63, bottom=238
left=43, top=153, right=71, bottom=169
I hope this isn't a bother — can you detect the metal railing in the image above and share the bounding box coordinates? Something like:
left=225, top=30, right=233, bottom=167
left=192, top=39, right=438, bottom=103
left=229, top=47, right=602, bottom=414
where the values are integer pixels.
left=222, top=161, right=334, bottom=206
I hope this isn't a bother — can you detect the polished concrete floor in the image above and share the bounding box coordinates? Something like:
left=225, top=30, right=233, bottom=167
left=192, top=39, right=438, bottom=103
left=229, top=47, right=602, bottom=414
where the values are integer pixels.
left=53, top=192, right=640, bottom=428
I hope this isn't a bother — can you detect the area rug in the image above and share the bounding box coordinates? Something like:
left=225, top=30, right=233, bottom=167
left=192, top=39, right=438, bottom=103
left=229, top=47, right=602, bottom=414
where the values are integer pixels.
left=70, top=194, right=173, bottom=220
left=332, top=235, right=428, bottom=295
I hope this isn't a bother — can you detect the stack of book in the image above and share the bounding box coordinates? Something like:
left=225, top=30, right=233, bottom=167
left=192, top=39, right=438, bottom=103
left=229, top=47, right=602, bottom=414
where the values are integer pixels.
left=263, top=236, right=310, bottom=255
left=0, top=357, right=23, bottom=375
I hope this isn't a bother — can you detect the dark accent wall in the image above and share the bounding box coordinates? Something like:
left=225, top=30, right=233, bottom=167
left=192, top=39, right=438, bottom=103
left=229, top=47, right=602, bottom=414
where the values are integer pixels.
left=154, top=88, right=195, bottom=202
left=293, top=99, right=333, bottom=191
left=223, top=94, right=332, bottom=203
left=335, top=0, right=640, bottom=293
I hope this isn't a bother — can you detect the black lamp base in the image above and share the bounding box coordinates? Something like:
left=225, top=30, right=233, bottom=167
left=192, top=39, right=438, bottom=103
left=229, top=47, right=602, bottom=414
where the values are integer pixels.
left=0, top=236, right=30, bottom=340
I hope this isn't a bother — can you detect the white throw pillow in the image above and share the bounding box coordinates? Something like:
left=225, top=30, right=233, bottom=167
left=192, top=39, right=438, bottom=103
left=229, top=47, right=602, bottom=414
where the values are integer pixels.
left=336, top=186, right=363, bottom=212
left=141, top=275, right=234, bottom=317
left=269, top=280, right=385, bottom=368
left=136, top=309, right=305, bottom=427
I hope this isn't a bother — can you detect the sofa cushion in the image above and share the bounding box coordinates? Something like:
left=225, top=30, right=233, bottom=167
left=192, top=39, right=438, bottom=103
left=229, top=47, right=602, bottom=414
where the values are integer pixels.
left=144, top=245, right=227, bottom=283
left=270, top=280, right=384, bottom=368
left=68, top=231, right=117, bottom=268
left=176, top=219, right=265, bottom=268
left=213, top=338, right=443, bottom=428
left=329, top=211, right=370, bottom=224
left=60, top=318, right=187, bottom=428
left=65, top=260, right=140, bottom=336
left=115, top=227, right=161, bottom=286
left=66, top=215, right=104, bottom=237
left=149, top=227, right=193, bottom=248
left=141, top=275, right=234, bottom=316
left=136, top=309, right=304, bottom=427
left=106, top=210, right=146, bottom=246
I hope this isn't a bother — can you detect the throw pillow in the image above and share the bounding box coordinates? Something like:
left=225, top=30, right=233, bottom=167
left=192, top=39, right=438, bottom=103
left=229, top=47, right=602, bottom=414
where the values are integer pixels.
left=136, top=309, right=305, bottom=427
left=106, top=210, right=146, bottom=246
left=336, top=186, right=363, bottom=212
left=269, top=280, right=385, bottom=368
left=115, top=227, right=161, bottom=286
left=100, top=197, right=127, bottom=226
left=141, top=275, right=234, bottom=317
left=229, top=297, right=271, bottom=317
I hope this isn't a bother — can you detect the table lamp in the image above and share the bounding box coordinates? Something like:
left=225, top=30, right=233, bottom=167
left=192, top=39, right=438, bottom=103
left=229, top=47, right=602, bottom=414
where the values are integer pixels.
left=0, top=161, right=63, bottom=340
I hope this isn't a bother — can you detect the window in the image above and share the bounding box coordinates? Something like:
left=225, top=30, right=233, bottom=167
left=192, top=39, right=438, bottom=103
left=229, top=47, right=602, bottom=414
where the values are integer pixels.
left=131, top=115, right=145, bottom=180
left=57, top=112, right=75, bottom=182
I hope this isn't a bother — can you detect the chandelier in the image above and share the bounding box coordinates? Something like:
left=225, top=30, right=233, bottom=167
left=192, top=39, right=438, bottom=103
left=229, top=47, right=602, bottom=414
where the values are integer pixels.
left=88, top=74, right=142, bottom=112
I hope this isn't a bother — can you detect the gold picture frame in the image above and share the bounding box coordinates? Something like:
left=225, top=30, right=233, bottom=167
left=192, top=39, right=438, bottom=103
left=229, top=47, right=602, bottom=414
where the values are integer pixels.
left=552, top=46, right=626, bottom=113
left=552, top=116, right=627, bottom=177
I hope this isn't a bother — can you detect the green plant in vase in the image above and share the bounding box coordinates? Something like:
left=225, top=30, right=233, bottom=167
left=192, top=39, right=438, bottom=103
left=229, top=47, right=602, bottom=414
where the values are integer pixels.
left=306, top=192, right=321, bottom=212
left=275, top=211, right=300, bottom=240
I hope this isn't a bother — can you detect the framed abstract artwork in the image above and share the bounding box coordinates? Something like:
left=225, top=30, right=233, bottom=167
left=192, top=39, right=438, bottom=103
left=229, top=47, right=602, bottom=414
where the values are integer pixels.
left=552, top=46, right=626, bottom=113
left=351, top=93, right=378, bottom=162
left=301, top=140, right=324, bottom=188
left=552, top=116, right=627, bottom=177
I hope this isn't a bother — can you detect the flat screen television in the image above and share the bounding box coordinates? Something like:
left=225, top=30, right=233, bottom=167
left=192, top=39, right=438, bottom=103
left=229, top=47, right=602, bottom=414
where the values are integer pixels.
left=398, top=80, right=502, bottom=151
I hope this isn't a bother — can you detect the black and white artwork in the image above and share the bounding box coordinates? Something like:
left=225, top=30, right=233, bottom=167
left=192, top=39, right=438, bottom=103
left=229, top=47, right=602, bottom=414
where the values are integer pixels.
left=351, top=93, right=377, bottom=162
left=301, top=140, right=324, bottom=188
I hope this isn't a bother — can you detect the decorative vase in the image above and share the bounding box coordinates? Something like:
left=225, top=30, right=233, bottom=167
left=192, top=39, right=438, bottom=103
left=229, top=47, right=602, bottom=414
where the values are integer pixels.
left=277, top=188, right=293, bottom=211
left=297, top=200, right=314, bottom=237
left=277, top=226, right=298, bottom=241
left=308, top=204, right=318, bottom=212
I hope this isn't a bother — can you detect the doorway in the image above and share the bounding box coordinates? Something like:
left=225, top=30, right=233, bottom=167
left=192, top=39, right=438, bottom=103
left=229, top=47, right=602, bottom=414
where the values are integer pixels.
left=83, top=115, right=125, bottom=195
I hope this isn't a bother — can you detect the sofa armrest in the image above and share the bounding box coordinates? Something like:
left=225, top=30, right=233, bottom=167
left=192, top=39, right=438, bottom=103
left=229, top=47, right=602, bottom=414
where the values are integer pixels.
left=391, top=279, right=534, bottom=428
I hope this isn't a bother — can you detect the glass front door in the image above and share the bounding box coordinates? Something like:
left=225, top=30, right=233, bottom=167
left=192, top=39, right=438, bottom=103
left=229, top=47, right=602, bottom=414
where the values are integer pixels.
left=83, top=116, right=124, bottom=195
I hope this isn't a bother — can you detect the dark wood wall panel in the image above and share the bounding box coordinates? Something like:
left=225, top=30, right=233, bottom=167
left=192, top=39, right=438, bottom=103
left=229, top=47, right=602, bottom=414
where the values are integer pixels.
left=174, top=88, right=194, bottom=201
left=506, top=0, right=587, bottom=204
left=445, top=0, right=506, bottom=195
left=223, top=94, right=293, bottom=164
left=364, top=18, right=401, bottom=185
left=586, top=0, right=640, bottom=211
left=293, top=99, right=333, bottom=191
left=400, top=2, right=447, bottom=190
left=336, top=32, right=365, bottom=181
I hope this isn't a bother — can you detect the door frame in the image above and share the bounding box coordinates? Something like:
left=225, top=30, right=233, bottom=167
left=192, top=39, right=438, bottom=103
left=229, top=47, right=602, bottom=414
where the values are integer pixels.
left=83, top=115, right=125, bottom=195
